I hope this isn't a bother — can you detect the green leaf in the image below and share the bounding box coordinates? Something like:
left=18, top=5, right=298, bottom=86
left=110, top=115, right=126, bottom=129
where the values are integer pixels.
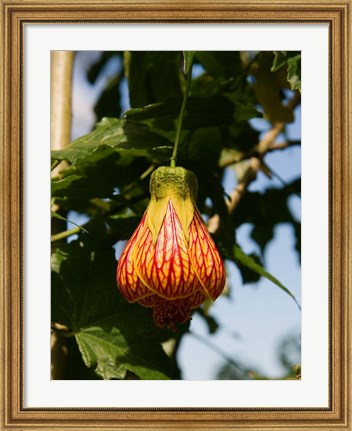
left=225, top=122, right=259, bottom=152
left=94, top=75, right=122, bottom=121
left=51, top=117, right=172, bottom=163
left=76, top=325, right=171, bottom=380
left=233, top=101, right=262, bottom=122
left=51, top=150, right=121, bottom=202
left=51, top=241, right=171, bottom=380
left=233, top=245, right=301, bottom=310
left=254, top=52, right=294, bottom=123
left=184, top=127, right=223, bottom=171
left=236, top=252, right=262, bottom=284
left=50, top=150, right=152, bottom=214
left=109, top=195, right=140, bottom=214
left=125, top=95, right=235, bottom=131
left=287, top=54, right=301, bottom=92
left=271, top=51, right=287, bottom=72
left=107, top=214, right=141, bottom=241
left=233, top=178, right=301, bottom=257
left=183, top=51, right=195, bottom=74
left=51, top=175, right=81, bottom=196
left=270, top=51, right=301, bottom=92
left=51, top=118, right=121, bottom=162
left=125, top=51, right=183, bottom=108
left=195, top=308, right=219, bottom=334
left=52, top=150, right=145, bottom=210
left=195, top=51, right=242, bottom=80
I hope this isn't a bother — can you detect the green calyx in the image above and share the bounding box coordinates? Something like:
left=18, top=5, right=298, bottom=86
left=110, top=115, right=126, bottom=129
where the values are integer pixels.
left=150, top=166, right=198, bottom=203
left=147, top=166, right=199, bottom=244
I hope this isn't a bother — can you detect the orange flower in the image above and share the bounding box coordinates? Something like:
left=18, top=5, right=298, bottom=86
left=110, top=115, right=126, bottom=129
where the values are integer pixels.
left=116, top=166, right=226, bottom=329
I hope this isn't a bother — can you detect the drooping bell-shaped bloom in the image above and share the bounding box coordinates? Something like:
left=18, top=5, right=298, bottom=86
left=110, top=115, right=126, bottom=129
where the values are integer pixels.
left=116, top=166, right=226, bottom=329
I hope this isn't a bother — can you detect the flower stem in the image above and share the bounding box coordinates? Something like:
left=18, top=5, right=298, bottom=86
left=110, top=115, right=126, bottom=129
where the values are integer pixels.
left=170, top=55, right=194, bottom=168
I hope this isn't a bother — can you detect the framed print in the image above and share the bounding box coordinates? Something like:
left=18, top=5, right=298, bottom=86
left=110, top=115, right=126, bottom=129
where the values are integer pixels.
left=1, top=0, right=351, bottom=430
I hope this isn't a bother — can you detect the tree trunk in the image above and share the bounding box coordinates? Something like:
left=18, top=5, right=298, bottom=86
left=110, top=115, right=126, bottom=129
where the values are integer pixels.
left=50, top=51, right=74, bottom=379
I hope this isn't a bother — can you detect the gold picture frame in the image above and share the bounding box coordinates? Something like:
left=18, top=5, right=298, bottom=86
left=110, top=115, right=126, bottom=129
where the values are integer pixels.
left=1, top=0, right=351, bottom=429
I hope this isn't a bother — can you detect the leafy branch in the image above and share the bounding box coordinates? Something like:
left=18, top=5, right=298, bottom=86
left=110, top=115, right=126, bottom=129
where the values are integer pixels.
left=209, top=92, right=301, bottom=233
left=50, top=50, right=302, bottom=380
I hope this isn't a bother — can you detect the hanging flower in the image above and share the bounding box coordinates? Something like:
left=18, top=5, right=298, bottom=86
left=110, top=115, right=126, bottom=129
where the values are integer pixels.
left=116, top=166, right=226, bottom=330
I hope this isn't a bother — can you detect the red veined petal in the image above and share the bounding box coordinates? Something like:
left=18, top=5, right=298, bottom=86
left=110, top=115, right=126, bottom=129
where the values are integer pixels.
left=134, top=200, right=198, bottom=300
left=188, top=209, right=226, bottom=300
left=187, top=288, right=208, bottom=309
left=116, top=213, right=151, bottom=302
left=137, top=294, right=157, bottom=308
left=137, top=287, right=207, bottom=310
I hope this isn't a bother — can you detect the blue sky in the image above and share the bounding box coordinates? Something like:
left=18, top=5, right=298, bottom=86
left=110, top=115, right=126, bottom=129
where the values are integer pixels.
left=69, top=51, right=301, bottom=380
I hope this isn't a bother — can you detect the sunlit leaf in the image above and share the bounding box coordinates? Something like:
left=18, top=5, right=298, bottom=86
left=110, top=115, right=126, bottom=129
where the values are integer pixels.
left=287, top=55, right=301, bottom=92
left=51, top=117, right=172, bottom=163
